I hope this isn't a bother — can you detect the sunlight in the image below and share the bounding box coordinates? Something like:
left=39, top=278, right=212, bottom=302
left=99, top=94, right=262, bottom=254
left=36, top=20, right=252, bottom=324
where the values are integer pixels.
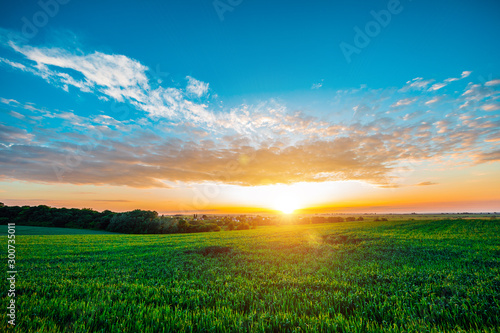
left=213, top=181, right=370, bottom=213
left=273, top=197, right=301, bottom=214
left=274, top=202, right=297, bottom=214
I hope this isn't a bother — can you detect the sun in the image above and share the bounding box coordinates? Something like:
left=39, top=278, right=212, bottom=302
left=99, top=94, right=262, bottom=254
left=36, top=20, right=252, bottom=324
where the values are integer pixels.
left=273, top=198, right=300, bottom=214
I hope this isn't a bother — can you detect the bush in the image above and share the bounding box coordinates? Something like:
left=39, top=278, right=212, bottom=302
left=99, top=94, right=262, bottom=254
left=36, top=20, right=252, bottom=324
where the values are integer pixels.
left=236, top=222, right=250, bottom=230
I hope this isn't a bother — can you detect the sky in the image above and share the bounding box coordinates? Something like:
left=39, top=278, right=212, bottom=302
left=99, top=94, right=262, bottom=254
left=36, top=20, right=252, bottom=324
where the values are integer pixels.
left=0, top=0, right=499, bottom=214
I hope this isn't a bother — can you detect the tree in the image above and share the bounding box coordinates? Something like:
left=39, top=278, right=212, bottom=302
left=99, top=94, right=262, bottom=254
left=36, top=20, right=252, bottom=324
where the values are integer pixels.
left=107, top=210, right=159, bottom=234
left=237, top=222, right=250, bottom=230
left=227, top=222, right=235, bottom=231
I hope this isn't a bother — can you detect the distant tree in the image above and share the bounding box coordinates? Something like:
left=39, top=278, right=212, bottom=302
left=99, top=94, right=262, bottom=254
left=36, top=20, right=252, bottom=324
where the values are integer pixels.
left=237, top=222, right=250, bottom=230
left=209, top=224, right=221, bottom=232
left=227, top=222, right=235, bottom=231
left=327, top=217, right=344, bottom=223
left=177, top=219, right=188, bottom=231
left=346, top=217, right=356, bottom=222
left=312, top=216, right=326, bottom=224
left=107, top=210, right=159, bottom=234
left=357, top=217, right=364, bottom=221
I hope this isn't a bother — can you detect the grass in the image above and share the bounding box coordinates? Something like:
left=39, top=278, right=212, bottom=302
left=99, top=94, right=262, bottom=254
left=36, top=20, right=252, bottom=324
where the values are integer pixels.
left=1, top=219, right=499, bottom=332
left=0, top=225, right=117, bottom=236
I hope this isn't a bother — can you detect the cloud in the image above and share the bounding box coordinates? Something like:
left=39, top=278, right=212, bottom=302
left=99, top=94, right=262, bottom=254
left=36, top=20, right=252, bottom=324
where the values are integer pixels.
left=0, top=134, right=396, bottom=187
left=0, top=57, right=27, bottom=70
left=416, top=181, right=438, bottom=186
left=0, top=30, right=499, bottom=190
left=9, top=111, right=25, bottom=119
left=91, top=199, right=133, bottom=202
left=8, top=42, right=149, bottom=100
left=425, top=96, right=442, bottom=105
left=428, top=83, right=446, bottom=91
left=0, top=31, right=217, bottom=126
left=485, top=79, right=500, bottom=86
left=311, top=80, right=323, bottom=89
left=400, top=77, right=434, bottom=92
left=0, top=124, right=34, bottom=145
left=391, top=98, right=417, bottom=108
left=402, top=72, right=473, bottom=93
left=482, top=103, right=500, bottom=112
left=461, top=71, right=472, bottom=78
left=186, top=76, right=209, bottom=97
left=474, top=150, right=500, bottom=163
left=1, top=94, right=498, bottom=190
left=402, top=110, right=424, bottom=121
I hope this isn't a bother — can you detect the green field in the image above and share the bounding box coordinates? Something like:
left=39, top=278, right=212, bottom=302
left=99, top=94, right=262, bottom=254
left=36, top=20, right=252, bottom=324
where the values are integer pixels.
left=1, top=219, right=499, bottom=332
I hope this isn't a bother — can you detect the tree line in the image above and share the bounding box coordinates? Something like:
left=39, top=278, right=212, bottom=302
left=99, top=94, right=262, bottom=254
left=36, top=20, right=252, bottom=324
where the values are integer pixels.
left=0, top=202, right=373, bottom=234
left=0, top=203, right=221, bottom=234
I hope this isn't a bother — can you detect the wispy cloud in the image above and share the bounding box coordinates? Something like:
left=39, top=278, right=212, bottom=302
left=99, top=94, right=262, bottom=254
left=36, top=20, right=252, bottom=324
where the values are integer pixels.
left=391, top=97, right=417, bottom=108
left=0, top=30, right=217, bottom=127
left=485, top=79, right=500, bottom=86
left=425, top=96, right=442, bottom=105
left=186, top=76, right=209, bottom=97
left=416, top=181, right=438, bottom=186
left=461, top=71, right=472, bottom=79
left=428, top=83, right=446, bottom=91
left=311, top=80, right=323, bottom=89
left=482, top=103, right=500, bottom=111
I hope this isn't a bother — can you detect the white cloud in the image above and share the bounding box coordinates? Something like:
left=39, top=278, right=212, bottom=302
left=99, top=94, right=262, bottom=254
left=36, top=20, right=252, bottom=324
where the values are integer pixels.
left=311, top=80, right=323, bottom=89
left=400, top=77, right=434, bottom=92
left=425, top=96, right=441, bottom=105
left=186, top=76, right=209, bottom=97
left=391, top=97, right=417, bottom=108
left=485, top=79, right=500, bottom=86
left=444, top=77, right=459, bottom=83
left=9, top=42, right=150, bottom=102
left=428, top=83, right=446, bottom=91
left=0, top=57, right=27, bottom=70
left=461, top=71, right=472, bottom=78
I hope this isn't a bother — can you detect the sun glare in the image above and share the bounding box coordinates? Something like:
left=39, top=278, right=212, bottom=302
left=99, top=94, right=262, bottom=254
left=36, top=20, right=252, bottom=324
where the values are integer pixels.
left=273, top=197, right=301, bottom=214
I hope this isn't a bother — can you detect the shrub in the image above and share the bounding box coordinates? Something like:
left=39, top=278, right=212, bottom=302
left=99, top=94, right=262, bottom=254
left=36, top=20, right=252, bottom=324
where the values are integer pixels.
left=237, top=222, right=250, bottom=230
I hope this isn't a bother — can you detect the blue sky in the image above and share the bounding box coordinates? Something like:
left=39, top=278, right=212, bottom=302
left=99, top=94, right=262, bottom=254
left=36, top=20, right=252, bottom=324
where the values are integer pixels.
left=2, top=0, right=500, bottom=100
left=0, top=0, right=499, bottom=212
